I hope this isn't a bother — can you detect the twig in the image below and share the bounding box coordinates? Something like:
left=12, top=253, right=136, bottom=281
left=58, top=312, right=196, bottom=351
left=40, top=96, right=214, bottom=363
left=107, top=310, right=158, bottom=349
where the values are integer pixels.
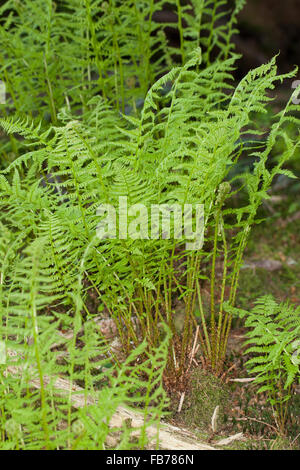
left=221, top=363, right=236, bottom=382
left=291, top=432, right=300, bottom=446
left=6, top=348, right=215, bottom=450
left=187, top=326, right=200, bottom=372
left=229, top=378, right=256, bottom=383
left=235, top=416, right=278, bottom=433
left=177, top=392, right=186, bottom=413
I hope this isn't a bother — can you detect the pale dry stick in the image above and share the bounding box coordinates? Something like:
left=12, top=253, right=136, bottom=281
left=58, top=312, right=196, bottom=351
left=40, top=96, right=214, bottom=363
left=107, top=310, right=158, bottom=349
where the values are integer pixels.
left=177, top=392, right=186, bottom=413
left=191, top=346, right=200, bottom=367
left=211, top=405, right=220, bottom=433
left=172, top=345, right=178, bottom=370
left=216, top=433, right=244, bottom=446
left=5, top=349, right=215, bottom=450
left=187, top=326, right=200, bottom=373
left=229, top=378, right=256, bottom=383
left=190, top=327, right=200, bottom=362
left=178, top=327, right=201, bottom=414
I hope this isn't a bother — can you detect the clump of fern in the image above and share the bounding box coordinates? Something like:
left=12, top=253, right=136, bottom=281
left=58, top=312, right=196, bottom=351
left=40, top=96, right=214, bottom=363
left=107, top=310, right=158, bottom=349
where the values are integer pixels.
left=0, top=0, right=300, bottom=439
left=228, top=296, right=300, bottom=435
left=1, top=51, right=299, bottom=382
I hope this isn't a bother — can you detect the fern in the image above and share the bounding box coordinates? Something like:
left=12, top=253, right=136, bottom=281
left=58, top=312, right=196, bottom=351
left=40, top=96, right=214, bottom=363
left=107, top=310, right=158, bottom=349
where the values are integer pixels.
left=0, top=238, right=170, bottom=449
left=0, top=0, right=299, bottom=449
left=228, top=296, right=300, bottom=434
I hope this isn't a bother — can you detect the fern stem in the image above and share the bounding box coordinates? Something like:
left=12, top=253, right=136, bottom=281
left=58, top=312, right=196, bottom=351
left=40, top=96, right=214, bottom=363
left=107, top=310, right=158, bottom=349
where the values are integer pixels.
left=43, top=54, right=57, bottom=124
left=215, top=217, right=228, bottom=368
left=196, top=279, right=211, bottom=358
left=176, top=0, right=185, bottom=65
left=210, top=209, right=220, bottom=367
left=206, top=0, right=219, bottom=66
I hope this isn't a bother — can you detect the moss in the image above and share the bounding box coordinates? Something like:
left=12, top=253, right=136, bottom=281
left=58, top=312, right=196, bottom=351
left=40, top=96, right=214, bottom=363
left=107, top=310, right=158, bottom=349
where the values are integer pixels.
left=179, top=370, right=230, bottom=430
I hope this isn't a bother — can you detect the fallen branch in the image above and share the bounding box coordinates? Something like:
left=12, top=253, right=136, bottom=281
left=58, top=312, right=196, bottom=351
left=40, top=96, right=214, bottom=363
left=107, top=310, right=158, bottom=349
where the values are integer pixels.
left=5, top=349, right=215, bottom=450
left=216, top=433, right=244, bottom=447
